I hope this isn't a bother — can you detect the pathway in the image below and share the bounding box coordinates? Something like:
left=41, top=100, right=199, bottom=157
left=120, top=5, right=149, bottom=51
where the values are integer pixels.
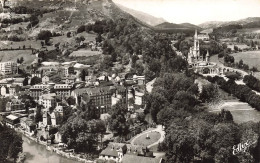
left=130, top=125, right=165, bottom=149
left=208, top=55, right=260, bottom=94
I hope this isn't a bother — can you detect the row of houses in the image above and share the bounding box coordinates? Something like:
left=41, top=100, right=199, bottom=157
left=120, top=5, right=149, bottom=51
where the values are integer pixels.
left=98, top=142, right=163, bottom=163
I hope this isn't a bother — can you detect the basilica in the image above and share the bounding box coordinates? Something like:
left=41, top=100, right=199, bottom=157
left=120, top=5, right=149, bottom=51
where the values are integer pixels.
left=188, top=30, right=219, bottom=75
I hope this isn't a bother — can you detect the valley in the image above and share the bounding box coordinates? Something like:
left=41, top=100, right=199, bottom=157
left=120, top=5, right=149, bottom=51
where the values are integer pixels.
left=0, top=0, right=260, bottom=163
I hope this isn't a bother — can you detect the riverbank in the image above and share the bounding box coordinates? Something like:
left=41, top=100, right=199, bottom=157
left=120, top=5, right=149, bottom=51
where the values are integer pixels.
left=15, top=128, right=95, bottom=163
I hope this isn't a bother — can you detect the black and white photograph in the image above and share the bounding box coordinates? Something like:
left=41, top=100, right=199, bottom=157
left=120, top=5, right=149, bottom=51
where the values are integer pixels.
left=0, top=0, right=260, bottom=162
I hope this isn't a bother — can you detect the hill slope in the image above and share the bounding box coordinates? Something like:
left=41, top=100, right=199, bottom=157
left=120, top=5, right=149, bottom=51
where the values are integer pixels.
left=116, top=3, right=166, bottom=26
left=199, top=17, right=260, bottom=29
left=156, top=22, right=201, bottom=29
left=13, top=0, right=152, bottom=36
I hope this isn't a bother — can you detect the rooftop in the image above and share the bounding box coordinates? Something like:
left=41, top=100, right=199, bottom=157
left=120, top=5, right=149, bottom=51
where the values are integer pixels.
left=40, top=93, right=56, bottom=100
left=122, top=154, right=161, bottom=163
left=6, top=114, right=19, bottom=120
left=100, top=142, right=126, bottom=157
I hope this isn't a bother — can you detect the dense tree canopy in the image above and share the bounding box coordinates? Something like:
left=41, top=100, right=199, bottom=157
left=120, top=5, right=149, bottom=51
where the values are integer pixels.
left=0, top=124, right=23, bottom=162
left=59, top=107, right=105, bottom=153
left=108, top=102, right=130, bottom=137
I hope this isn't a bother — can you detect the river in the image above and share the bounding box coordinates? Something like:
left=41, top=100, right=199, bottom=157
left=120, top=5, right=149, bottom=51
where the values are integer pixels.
left=22, top=135, right=79, bottom=163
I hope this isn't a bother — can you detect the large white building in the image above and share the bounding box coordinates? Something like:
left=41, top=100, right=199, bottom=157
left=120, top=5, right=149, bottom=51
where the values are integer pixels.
left=0, top=61, right=18, bottom=75
left=38, top=93, right=56, bottom=109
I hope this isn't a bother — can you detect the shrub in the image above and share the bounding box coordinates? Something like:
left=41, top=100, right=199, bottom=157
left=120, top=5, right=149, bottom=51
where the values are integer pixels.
left=37, top=30, right=52, bottom=40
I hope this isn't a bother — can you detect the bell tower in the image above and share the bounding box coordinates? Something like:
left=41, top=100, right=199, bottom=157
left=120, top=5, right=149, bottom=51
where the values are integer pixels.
left=193, top=29, right=200, bottom=61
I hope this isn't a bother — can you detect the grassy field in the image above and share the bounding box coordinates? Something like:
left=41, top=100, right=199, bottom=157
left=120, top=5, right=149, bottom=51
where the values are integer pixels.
left=227, top=44, right=250, bottom=50
left=51, top=33, right=96, bottom=47
left=132, top=131, right=161, bottom=146
left=230, top=51, right=260, bottom=70
left=0, top=40, right=56, bottom=51
left=70, top=49, right=101, bottom=57
left=217, top=103, right=260, bottom=124
left=0, top=50, right=36, bottom=64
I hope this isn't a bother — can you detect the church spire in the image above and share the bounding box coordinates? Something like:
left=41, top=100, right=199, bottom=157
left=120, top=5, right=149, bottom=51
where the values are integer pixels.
left=206, top=50, right=210, bottom=62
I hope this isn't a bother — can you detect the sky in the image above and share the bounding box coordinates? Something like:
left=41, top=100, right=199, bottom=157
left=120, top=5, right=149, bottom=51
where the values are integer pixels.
left=113, top=0, right=260, bottom=25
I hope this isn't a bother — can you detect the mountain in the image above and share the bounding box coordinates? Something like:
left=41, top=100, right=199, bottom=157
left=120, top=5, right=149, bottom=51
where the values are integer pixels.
left=116, top=3, right=166, bottom=26
left=11, top=0, right=154, bottom=36
left=155, top=22, right=201, bottom=30
left=199, top=17, right=260, bottom=29
left=198, top=21, right=226, bottom=29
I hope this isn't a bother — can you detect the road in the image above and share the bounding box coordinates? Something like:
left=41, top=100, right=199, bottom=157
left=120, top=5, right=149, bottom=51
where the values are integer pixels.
left=210, top=55, right=260, bottom=94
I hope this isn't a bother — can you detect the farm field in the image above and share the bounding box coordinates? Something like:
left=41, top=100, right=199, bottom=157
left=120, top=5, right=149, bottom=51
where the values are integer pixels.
left=230, top=51, right=260, bottom=70
left=0, top=50, right=36, bottom=64
left=51, top=32, right=96, bottom=46
left=0, top=40, right=54, bottom=50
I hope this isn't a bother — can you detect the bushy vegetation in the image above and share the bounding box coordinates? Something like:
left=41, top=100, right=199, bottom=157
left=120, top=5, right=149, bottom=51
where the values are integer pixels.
left=81, top=18, right=186, bottom=78
left=37, top=30, right=52, bottom=40
left=207, top=76, right=260, bottom=111
left=244, top=74, right=260, bottom=92
left=147, top=72, right=260, bottom=162
left=0, top=124, right=23, bottom=162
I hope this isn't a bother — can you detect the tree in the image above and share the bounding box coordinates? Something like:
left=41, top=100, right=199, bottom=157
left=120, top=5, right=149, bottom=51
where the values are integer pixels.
left=80, top=69, right=87, bottom=81
left=23, top=77, right=29, bottom=86
left=0, top=124, right=23, bottom=162
left=30, top=76, right=42, bottom=85
left=234, top=45, right=239, bottom=51
left=164, top=121, right=196, bottom=163
left=66, top=32, right=71, bottom=38
left=96, top=33, right=102, bottom=43
left=137, top=112, right=145, bottom=123
left=34, top=105, right=43, bottom=123
left=20, top=57, right=24, bottom=64
left=122, top=55, right=130, bottom=65
left=131, top=55, right=139, bottom=67
left=37, top=30, right=52, bottom=40
left=101, top=56, right=113, bottom=70
left=66, top=96, right=76, bottom=106
left=77, top=25, right=85, bottom=33
left=250, top=66, right=258, bottom=72
left=108, top=102, right=129, bottom=137
left=59, top=110, right=106, bottom=153
left=0, top=97, right=9, bottom=112
left=85, top=23, right=92, bottom=33
left=147, top=92, right=168, bottom=123
left=41, top=41, right=44, bottom=47
left=200, top=83, right=220, bottom=103
left=8, top=135, right=23, bottom=161
left=218, top=109, right=233, bottom=122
